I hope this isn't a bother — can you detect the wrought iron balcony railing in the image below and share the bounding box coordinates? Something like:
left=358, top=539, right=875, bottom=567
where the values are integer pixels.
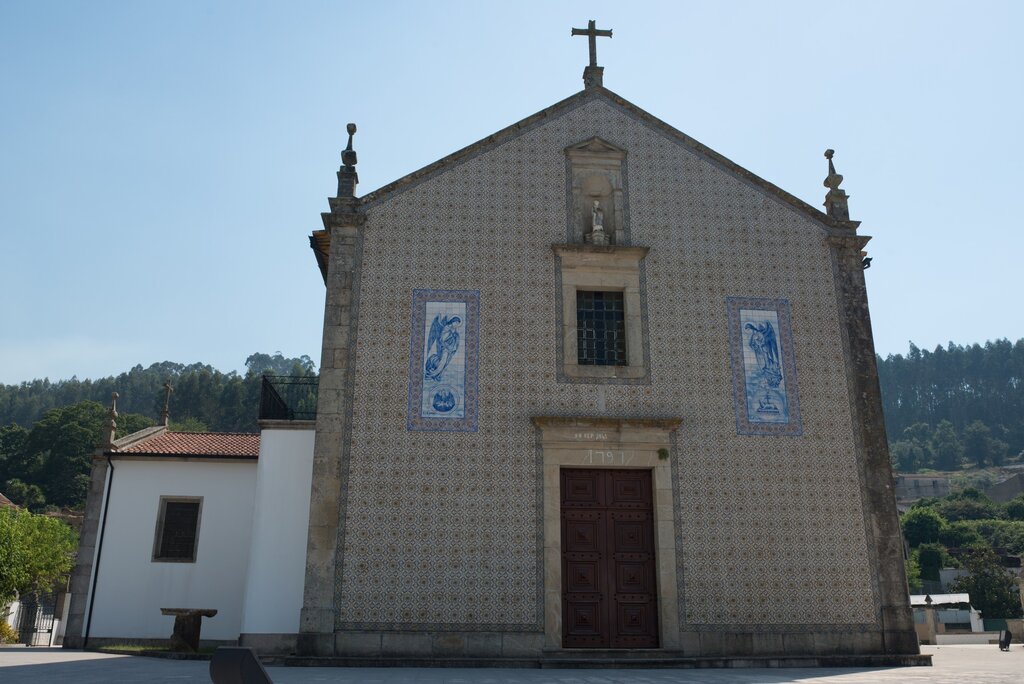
left=259, top=375, right=318, bottom=421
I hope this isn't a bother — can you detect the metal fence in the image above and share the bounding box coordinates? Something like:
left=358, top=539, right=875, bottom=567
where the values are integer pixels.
left=14, top=595, right=56, bottom=646
left=983, top=618, right=1009, bottom=632
left=258, top=375, right=318, bottom=421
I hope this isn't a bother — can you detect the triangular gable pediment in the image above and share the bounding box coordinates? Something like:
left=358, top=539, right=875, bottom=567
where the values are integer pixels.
left=565, top=136, right=626, bottom=157
left=356, top=87, right=856, bottom=232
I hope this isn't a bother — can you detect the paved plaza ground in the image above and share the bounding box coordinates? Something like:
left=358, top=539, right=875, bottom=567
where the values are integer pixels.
left=0, top=644, right=1020, bottom=683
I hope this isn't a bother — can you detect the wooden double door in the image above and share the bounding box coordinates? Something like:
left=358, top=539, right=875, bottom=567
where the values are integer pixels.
left=560, top=468, right=659, bottom=648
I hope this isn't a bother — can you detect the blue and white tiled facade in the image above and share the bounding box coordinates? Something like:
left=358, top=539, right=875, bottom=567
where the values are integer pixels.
left=331, top=92, right=880, bottom=634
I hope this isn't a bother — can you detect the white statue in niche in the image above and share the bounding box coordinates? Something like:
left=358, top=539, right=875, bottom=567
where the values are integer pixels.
left=580, top=173, right=615, bottom=245
left=589, top=200, right=609, bottom=246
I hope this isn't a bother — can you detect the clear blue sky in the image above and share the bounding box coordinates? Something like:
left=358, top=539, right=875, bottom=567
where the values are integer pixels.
left=1, top=1, right=1021, bottom=384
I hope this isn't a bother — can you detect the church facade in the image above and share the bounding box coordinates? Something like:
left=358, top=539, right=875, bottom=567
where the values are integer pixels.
left=64, top=40, right=922, bottom=665
left=298, top=63, right=919, bottom=661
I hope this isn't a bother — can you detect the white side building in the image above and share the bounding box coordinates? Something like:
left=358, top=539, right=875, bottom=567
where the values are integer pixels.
left=64, top=407, right=315, bottom=650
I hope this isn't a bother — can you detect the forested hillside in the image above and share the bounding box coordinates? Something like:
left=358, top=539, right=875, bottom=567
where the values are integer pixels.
left=0, top=352, right=316, bottom=433
left=0, top=353, right=316, bottom=511
left=877, top=339, right=1024, bottom=471
left=1, top=339, right=1022, bottom=511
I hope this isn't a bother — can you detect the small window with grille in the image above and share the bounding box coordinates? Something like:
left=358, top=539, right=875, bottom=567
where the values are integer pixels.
left=554, top=244, right=648, bottom=382
left=577, top=290, right=627, bottom=366
left=152, top=497, right=202, bottom=562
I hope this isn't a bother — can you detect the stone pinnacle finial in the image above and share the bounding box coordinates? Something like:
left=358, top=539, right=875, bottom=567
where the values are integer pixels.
left=823, top=148, right=851, bottom=221
left=161, top=379, right=174, bottom=427
left=103, top=391, right=119, bottom=448
left=337, top=123, right=359, bottom=198
left=342, top=123, right=357, bottom=166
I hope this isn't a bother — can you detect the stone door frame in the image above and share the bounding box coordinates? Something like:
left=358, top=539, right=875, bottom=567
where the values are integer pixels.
left=533, top=416, right=681, bottom=650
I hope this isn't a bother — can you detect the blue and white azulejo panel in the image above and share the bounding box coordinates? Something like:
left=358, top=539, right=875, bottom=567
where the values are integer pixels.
left=407, top=290, right=479, bottom=432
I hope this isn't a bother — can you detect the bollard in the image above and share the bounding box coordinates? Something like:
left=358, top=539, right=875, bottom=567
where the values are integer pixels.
left=209, top=646, right=273, bottom=684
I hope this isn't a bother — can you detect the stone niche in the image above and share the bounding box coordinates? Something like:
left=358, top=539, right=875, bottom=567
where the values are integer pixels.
left=565, top=137, right=627, bottom=245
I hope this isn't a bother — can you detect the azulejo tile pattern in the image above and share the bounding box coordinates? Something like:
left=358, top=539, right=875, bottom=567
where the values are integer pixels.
left=726, top=297, right=803, bottom=436
left=407, top=290, right=480, bottom=432
left=333, top=92, right=879, bottom=632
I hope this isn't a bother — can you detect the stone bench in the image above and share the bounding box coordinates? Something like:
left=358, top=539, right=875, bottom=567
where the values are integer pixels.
left=160, top=607, right=218, bottom=652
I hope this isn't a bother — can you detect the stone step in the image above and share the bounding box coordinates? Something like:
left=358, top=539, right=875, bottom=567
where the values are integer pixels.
left=283, top=656, right=539, bottom=669
left=282, top=653, right=933, bottom=670
left=541, top=654, right=934, bottom=669
left=547, top=649, right=688, bottom=659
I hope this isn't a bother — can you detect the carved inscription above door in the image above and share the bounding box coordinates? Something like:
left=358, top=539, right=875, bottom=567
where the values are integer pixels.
left=560, top=468, right=658, bottom=648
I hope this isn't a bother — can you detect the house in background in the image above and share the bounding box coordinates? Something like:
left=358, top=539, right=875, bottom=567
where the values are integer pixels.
left=986, top=471, right=1024, bottom=503
left=910, top=593, right=983, bottom=644
left=894, top=474, right=951, bottom=507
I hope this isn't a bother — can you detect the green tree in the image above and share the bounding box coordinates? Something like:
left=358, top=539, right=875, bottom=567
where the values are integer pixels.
left=916, top=543, right=952, bottom=582
left=0, top=508, right=77, bottom=606
left=245, top=352, right=316, bottom=376
left=890, top=440, right=926, bottom=472
left=892, top=424, right=936, bottom=470
left=23, top=402, right=106, bottom=507
left=963, top=421, right=994, bottom=466
left=169, top=417, right=209, bottom=432
left=948, top=544, right=1024, bottom=619
left=1004, top=494, right=1024, bottom=521
left=939, top=521, right=985, bottom=548
left=2, top=478, right=45, bottom=511
left=901, top=423, right=934, bottom=445
left=930, top=420, right=964, bottom=470
left=117, top=413, right=157, bottom=436
left=934, top=488, right=1001, bottom=522
left=962, top=421, right=1008, bottom=467
left=988, top=438, right=1010, bottom=467
left=0, top=423, right=35, bottom=484
left=0, top=424, right=28, bottom=464
left=16, top=401, right=156, bottom=509
left=901, top=507, right=946, bottom=547
left=962, top=520, right=1024, bottom=555
left=905, top=554, right=922, bottom=593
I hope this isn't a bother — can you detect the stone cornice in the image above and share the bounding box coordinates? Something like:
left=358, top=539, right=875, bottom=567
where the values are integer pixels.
left=96, top=453, right=258, bottom=463
left=321, top=208, right=366, bottom=230
left=257, top=419, right=317, bottom=431
left=531, top=416, right=682, bottom=430
left=828, top=234, right=872, bottom=251
left=551, top=244, right=649, bottom=258
left=311, top=204, right=367, bottom=283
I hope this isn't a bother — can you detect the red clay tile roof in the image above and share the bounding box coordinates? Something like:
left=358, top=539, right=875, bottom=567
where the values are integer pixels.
left=116, top=432, right=260, bottom=458
left=0, top=492, right=17, bottom=508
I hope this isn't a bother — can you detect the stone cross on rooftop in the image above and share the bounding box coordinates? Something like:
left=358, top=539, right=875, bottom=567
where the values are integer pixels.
left=571, top=20, right=613, bottom=89
left=571, top=20, right=612, bottom=68
left=102, top=391, right=119, bottom=448
left=161, top=379, right=174, bottom=427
